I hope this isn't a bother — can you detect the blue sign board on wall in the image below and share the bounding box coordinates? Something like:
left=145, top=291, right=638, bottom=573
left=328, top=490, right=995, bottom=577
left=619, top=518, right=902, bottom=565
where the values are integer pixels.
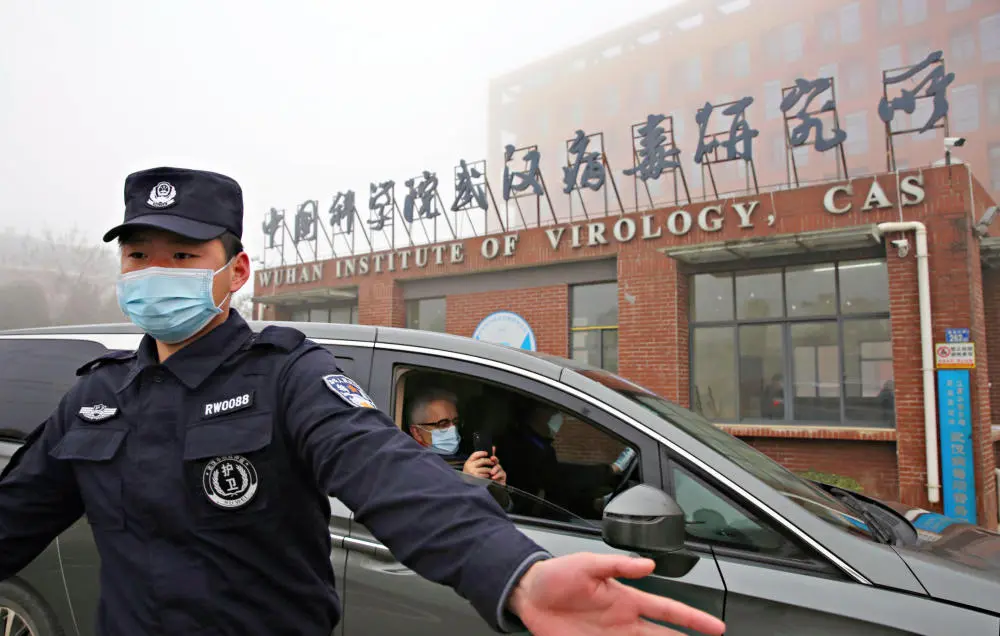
left=472, top=311, right=537, bottom=351
left=937, top=369, right=976, bottom=524
left=945, top=328, right=971, bottom=343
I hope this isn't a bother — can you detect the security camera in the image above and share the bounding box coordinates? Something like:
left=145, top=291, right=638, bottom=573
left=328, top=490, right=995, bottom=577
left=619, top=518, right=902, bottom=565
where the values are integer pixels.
left=890, top=238, right=910, bottom=258
left=974, top=206, right=998, bottom=238
left=945, top=137, right=966, bottom=148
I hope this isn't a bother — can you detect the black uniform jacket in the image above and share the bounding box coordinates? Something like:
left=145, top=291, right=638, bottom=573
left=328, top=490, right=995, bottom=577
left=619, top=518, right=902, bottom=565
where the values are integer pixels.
left=0, top=311, right=546, bottom=635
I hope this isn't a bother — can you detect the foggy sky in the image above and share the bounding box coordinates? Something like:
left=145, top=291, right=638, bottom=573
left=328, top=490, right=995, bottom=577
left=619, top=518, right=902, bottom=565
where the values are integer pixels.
left=1, top=0, right=682, bottom=277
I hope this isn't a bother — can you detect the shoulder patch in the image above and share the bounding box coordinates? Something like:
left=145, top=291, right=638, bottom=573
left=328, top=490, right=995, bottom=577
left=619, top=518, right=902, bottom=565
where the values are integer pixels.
left=322, top=374, right=376, bottom=409
left=75, top=349, right=137, bottom=376
left=251, top=326, right=307, bottom=353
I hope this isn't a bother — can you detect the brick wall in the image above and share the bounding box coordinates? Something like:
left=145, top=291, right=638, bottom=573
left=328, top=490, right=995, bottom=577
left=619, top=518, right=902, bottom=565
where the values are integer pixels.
left=254, top=165, right=999, bottom=528
left=553, top=417, right=626, bottom=465
left=617, top=240, right=690, bottom=405
left=746, top=438, right=899, bottom=501
left=446, top=285, right=570, bottom=357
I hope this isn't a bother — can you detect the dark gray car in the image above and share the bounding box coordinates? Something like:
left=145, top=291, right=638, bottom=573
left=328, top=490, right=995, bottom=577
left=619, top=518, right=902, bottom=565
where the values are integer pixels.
left=1, top=321, right=999, bottom=636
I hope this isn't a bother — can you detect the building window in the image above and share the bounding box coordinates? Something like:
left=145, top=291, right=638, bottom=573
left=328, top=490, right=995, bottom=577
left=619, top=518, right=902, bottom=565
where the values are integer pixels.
left=908, top=39, right=932, bottom=66
left=406, top=297, right=446, bottom=333
left=732, top=41, right=751, bottom=78
left=642, top=71, right=659, bottom=105
left=689, top=260, right=894, bottom=427
left=783, top=23, right=803, bottom=62
left=684, top=57, right=702, bottom=91
left=987, top=77, right=1000, bottom=126
left=605, top=85, right=620, bottom=116
left=989, top=144, right=1000, bottom=191
left=818, top=9, right=838, bottom=47
left=879, top=0, right=899, bottom=27
left=817, top=63, right=839, bottom=95
left=763, top=80, right=782, bottom=121
left=878, top=45, right=903, bottom=73
left=950, top=26, right=977, bottom=69
left=840, top=3, right=861, bottom=44
left=570, top=282, right=618, bottom=372
left=844, top=59, right=867, bottom=99
left=946, top=0, right=971, bottom=11
left=290, top=305, right=359, bottom=324
left=844, top=111, right=869, bottom=156
left=902, top=0, right=927, bottom=26
left=981, top=14, right=1000, bottom=63
left=951, top=84, right=981, bottom=133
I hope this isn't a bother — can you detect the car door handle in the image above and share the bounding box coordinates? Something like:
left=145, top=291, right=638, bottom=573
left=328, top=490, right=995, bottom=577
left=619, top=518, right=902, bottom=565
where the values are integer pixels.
left=342, top=535, right=395, bottom=562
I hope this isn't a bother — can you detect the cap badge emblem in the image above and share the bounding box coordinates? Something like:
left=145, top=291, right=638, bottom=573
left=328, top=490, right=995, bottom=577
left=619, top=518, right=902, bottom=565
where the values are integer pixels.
left=146, top=181, right=177, bottom=209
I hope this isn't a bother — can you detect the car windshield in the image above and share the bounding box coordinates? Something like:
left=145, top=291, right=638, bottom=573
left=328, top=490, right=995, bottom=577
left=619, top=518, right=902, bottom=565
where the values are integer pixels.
left=575, top=368, right=872, bottom=538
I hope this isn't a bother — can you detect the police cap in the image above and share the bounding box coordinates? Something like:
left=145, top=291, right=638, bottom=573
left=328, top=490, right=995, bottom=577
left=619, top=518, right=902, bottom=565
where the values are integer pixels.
left=102, top=166, right=244, bottom=243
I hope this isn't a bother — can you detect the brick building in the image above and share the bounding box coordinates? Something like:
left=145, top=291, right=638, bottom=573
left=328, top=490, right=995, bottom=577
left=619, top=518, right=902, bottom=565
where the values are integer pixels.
left=253, top=163, right=1000, bottom=530
left=487, top=0, right=1000, bottom=223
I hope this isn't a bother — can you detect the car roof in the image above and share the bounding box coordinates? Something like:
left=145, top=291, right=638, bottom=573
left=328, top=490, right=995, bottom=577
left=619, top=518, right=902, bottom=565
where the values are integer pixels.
left=0, top=320, right=591, bottom=381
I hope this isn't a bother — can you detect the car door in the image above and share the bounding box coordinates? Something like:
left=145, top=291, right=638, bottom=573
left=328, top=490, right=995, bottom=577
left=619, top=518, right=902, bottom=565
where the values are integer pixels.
left=338, top=347, right=725, bottom=636
left=0, top=334, right=120, bottom=636
left=660, top=454, right=1000, bottom=635
left=314, top=339, right=374, bottom=636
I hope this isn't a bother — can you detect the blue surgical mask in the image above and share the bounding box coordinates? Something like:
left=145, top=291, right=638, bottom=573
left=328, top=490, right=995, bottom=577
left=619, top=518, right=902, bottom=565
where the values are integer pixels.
left=429, top=426, right=461, bottom=455
left=116, top=260, right=233, bottom=344
left=547, top=412, right=564, bottom=437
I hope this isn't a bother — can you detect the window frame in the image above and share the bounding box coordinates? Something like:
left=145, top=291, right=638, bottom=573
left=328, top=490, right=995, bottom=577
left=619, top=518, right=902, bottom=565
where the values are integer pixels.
left=289, top=303, right=359, bottom=324
left=368, top=348, right=660, bottom=535
left=404, top=296, right=447, bottom=333
left=569, top=281, right=619, bottom=372
left=688, top=257, right=893, bottom=427
left=660, top=448, right=843, bottom=575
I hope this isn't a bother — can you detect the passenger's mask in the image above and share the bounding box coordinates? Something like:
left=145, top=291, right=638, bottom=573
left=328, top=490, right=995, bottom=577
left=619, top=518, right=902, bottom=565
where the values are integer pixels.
left=430, top=426, right=461, bottom=455
left=547, top=412, right=564, bottom=437
left=116, top=260, right=233, bottom=345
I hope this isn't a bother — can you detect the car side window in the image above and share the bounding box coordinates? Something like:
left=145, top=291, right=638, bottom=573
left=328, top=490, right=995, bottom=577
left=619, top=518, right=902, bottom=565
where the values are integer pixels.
left=669, top=461, right=813, bottom=563
left=0, top=338, right=110, bottom=440
left=392, top=365, right=642, bottom=523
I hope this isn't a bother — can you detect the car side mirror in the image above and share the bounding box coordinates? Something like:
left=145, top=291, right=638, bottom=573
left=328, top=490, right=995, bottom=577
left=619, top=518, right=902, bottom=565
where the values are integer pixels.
left=601, top=484, right=699, bottom=578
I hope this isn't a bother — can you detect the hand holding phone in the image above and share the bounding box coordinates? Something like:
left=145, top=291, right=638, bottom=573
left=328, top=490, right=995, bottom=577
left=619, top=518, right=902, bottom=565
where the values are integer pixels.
left=473, top=430, right=493, bottom=455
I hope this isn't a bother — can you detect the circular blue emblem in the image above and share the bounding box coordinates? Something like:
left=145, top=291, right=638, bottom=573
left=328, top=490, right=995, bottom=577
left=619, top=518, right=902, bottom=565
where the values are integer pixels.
left=473, top=311, right=537, bottom=351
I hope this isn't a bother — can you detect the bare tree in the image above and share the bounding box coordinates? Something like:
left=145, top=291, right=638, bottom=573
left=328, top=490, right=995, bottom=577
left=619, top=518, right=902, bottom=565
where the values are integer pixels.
left=0, top=280, right=50, bottom=329
left=232, top=292, right=255, bottom=318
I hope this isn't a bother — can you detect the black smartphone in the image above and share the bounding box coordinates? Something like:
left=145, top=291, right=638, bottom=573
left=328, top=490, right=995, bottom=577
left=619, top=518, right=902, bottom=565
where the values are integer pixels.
left=473, top=431, right=493, bottom=454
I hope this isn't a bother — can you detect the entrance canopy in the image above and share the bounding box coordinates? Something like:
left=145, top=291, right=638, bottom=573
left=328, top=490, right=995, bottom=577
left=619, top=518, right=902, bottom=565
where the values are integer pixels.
left=660, top=225, right=884, bottom=265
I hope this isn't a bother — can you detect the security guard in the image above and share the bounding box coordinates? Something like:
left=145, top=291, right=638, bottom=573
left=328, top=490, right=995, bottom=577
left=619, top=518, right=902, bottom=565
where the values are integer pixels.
left=0, top=167, right=725, bottom=636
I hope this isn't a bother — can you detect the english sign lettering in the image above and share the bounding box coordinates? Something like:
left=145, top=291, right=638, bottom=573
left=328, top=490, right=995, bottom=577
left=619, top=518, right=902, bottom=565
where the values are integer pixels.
left=822, top=174, right=926, bottom=215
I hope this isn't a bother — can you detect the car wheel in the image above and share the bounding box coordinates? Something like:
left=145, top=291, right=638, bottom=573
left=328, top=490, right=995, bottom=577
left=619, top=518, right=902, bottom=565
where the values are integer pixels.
left=0, top=580, right=63, bottom=636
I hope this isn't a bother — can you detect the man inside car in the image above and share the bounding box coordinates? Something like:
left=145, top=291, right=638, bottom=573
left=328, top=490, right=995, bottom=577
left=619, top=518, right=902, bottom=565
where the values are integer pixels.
left=406, top=388, right=507, bottom=486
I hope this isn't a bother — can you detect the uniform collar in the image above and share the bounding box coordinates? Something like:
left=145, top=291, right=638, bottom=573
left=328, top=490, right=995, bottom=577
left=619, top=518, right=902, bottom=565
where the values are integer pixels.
left=120, top=310, right=254, bottom=392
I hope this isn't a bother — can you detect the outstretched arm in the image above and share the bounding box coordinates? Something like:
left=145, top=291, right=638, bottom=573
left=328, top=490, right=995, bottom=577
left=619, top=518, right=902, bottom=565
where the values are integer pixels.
left=0, top=407, right=84, bottom=581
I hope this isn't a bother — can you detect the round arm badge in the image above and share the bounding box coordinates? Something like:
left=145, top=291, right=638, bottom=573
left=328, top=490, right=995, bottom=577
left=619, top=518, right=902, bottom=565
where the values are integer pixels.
left=322, top=374, right=376, bottom=409
left=203, top=455, right=259, bottom=509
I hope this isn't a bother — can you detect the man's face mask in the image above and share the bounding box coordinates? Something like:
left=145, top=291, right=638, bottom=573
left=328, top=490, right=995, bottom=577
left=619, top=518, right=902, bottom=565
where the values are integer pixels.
left=416, top=424, right=460, bottom=455
left=116, top=259, right=234, bottom=344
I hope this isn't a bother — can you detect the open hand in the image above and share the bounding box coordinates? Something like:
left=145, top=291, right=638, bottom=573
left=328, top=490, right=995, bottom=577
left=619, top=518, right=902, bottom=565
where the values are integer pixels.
left=508, top=553, right=726, bottom=635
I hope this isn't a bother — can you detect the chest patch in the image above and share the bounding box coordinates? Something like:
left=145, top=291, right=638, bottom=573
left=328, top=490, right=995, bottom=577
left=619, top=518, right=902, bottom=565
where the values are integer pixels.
left=322, top=374, right=376, bottom=409
left=202, top=391, right=255, bottom=419
left=78, top=404, right=118, bottom=423
left=203, top=455, right=259, bottom=509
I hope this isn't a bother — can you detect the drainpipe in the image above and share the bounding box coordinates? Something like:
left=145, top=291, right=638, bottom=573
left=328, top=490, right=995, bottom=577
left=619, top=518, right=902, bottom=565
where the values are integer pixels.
left=873, top=221, right=939, bottom=504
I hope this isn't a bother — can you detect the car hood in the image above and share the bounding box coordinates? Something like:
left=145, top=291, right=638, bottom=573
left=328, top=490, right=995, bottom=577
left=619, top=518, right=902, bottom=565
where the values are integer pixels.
left=885, top=504, right=1000, bottom=613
